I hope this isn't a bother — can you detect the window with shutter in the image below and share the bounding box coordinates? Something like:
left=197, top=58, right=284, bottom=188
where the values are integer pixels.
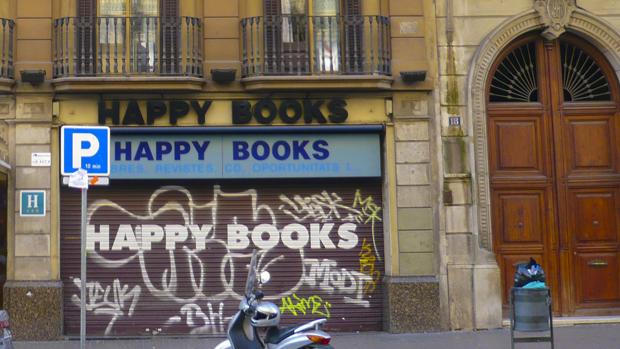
left=261, top=0, right=363, bottom=75
left=77, top=0, right=96, bottom=75
left=160, top=0, right=179, bottom=74
left=343, top=0, right=362, bottom=73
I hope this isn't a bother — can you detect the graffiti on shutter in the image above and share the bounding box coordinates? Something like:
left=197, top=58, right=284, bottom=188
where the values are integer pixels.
left=61, top=181, right=384, bottom=336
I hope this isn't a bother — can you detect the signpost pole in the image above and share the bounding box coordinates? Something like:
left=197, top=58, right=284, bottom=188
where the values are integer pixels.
left=80, top=187, right=87, bottom=349
left=61, top=126, right=109, bottom=347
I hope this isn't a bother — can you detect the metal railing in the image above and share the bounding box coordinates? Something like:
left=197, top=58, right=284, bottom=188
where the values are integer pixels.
left=53, top=16, right=202, bottom=78
left=0, top=18, right=14, bottom=79
left=241, top=15, right=390, bottom=77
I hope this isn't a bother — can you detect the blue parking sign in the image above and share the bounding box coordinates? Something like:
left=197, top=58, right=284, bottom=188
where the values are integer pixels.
left=61, top=126, right=110, bottom=176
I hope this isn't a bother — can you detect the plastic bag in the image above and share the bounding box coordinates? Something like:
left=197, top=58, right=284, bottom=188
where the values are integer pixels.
left=514, top=258, right=546, bottom=287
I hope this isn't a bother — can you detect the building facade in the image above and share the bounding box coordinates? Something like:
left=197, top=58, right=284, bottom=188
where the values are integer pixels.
left=0, top=0, right=440, bottom=340
left=436, top=0, right=620, bottom=330
left=2, top=0, right=619, bottom=342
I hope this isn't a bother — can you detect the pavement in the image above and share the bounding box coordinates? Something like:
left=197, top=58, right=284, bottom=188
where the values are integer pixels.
left=12, top=324, right=620, bottom=349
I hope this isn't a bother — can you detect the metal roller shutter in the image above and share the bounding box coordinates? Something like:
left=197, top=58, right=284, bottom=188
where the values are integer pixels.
left=61, top=179, right=384, bottom=337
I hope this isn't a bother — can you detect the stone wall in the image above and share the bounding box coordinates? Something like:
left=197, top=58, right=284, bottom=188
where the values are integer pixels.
left=434, top=0, right=620, bottom=330
left=3, top=0, right=60, bottom=340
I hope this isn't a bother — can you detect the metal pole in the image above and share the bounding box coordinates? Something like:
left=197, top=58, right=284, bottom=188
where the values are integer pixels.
left=80, top=187, right=87, bottom=349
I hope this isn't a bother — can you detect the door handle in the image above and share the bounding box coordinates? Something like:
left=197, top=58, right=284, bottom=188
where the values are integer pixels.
left=587, top=259, right=608, bottom=267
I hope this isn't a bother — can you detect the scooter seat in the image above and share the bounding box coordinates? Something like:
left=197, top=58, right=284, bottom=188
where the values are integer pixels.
left=265, top=325, right=298, bottom=344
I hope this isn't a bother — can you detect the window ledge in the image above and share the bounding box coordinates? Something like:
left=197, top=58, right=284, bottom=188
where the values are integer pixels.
left=241, top=75, right=394, bottom=91
left=52, top=76, right=205, bottom=93
left=0, top=78, right=15, bottom=93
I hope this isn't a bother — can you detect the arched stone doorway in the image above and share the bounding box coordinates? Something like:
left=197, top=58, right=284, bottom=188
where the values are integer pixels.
left=487, top=32, right=620, bottom=315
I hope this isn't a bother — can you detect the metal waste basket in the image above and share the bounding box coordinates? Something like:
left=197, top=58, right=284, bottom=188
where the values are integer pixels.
left=510, top=287, right=553, bottom=349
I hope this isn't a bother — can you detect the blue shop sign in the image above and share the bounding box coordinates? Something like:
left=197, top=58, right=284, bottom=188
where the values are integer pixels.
left=111, top=133, right=380, bottom=179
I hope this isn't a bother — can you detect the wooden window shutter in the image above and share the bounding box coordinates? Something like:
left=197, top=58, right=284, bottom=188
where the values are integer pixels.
left=264, top=0, right=282, bottom=73
left=160, top=0, right=180, bottom=74
left=343, top=0, right=362, bottom=73
left=77, top=0, right=96, bottom=75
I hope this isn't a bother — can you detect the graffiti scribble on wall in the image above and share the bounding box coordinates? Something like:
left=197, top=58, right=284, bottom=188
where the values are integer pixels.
left=359, top=238, right=381, bottom=294
left=280, top=294, right=332, bottom=319
left=62, top=184, right=383, bottom=336
left=353, top=190, right=383, bottom=261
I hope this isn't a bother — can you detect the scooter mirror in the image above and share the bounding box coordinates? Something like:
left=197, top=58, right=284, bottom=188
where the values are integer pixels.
left=259, top=271, right=271, bottom=284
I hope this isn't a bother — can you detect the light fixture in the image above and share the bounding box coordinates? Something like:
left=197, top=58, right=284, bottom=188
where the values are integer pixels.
left=400, top=70, right=427, bottom=83
left=20, top=70, right=46, bottom=84
left=211, top=69, right=236, bottom=83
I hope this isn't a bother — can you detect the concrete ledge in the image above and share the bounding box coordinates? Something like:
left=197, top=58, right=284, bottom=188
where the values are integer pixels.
left=0, top=78, right=15, bottom=93
left=502, top=316, right=620, bottom=328
left=241, top=75, right=394, bottom=91
left=52, top=76, right=205, bottom=93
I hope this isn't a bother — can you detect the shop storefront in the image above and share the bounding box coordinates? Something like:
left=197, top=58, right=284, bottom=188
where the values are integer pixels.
left=58, top=98, right=387, bottom=336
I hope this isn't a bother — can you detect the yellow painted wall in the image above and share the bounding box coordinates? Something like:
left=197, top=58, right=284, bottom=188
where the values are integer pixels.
left=0, top=0, right=12, bottom=18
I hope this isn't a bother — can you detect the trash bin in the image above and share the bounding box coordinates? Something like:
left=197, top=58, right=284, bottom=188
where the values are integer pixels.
left=510, top=287, right=553, bottom=349
left=511, top=287, right=551, bottom=331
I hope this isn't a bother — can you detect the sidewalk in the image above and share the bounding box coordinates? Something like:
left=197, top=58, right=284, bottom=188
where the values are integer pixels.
left=13, top=324, right=620, bottom=349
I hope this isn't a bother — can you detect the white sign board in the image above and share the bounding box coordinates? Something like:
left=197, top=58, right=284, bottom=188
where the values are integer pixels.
left=31, top=152, right=51, bottom=167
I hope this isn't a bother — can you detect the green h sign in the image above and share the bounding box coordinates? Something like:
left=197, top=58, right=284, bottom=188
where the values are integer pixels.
left=20, top=190, right=45, bottom=217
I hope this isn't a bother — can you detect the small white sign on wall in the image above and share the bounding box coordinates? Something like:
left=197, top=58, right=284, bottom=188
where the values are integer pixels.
left=31, top=152, right=51, bottom=167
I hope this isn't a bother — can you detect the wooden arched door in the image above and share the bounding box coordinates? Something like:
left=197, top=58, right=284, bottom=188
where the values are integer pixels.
left=488, top=33, right=620, bottom=315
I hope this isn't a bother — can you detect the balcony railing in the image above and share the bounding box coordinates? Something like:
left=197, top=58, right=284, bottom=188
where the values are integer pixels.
left=0, top=18, right=14, bottom=80
left=241, top=15, right=390, bottom=77
left=53, top=16, right=202, bottom=78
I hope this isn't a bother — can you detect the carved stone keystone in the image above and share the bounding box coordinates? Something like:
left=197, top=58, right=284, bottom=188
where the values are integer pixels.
left=534, top=0, right=577, bottom=40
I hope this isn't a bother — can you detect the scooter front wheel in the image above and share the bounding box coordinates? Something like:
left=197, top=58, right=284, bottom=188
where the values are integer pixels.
left=303, top=345, right=334, bottom=349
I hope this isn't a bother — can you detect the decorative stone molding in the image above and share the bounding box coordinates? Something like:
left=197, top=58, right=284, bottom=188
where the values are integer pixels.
left=534, top=0, right=577, bottom=40
left=467, top=9, right=620, bottom=251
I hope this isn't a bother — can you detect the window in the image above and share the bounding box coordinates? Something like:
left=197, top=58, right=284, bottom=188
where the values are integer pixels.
left=263, top=0, right=361, bottom=74
left=98, top=0, right=159, bottom=72
left=75, top=0, right=184, bottom=75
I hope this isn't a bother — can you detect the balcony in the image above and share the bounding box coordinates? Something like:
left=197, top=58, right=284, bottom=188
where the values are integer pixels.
left=240, top=15, right=392, bottom=91
left=52, top=16, right=203, bottom=92
left=0, top=18, right=14, bottom=91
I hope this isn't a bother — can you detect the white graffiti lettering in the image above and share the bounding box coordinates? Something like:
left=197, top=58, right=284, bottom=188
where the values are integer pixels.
left=87, top=224, right=213, bottom=251
left=73, top=185, right=380, bottom=336
left=279, top=191, right=361, bottom=223
left=71, top=278, right=141, bottom=335
left=227, top=223, right=358, bottom=250
left=303, top=258, right=371, bottom=307
left=165, top=303, right=226, bottom=335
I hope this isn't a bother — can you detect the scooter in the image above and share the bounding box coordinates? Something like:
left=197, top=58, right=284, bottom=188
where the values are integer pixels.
left=214, top=251, right=334, bottom=349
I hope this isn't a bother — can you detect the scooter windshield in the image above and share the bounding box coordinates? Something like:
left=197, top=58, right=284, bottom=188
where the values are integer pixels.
left=244, top=250, right=258, bottom=298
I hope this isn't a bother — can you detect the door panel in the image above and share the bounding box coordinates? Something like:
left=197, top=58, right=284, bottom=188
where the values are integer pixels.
left=494, top=190, right=547, bottom=245
left=574, top=253, right=620, bottom=305
left=488, top=116, right=548, bottom=178
left=563, top=116, right=616, bottom=175
left=569, top=189, right=618, bottom=244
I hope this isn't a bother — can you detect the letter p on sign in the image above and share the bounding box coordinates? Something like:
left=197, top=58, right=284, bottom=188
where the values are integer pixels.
left=61, top=126, right=110, bottom=176
left=72, top=133, right=99, bottom=169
